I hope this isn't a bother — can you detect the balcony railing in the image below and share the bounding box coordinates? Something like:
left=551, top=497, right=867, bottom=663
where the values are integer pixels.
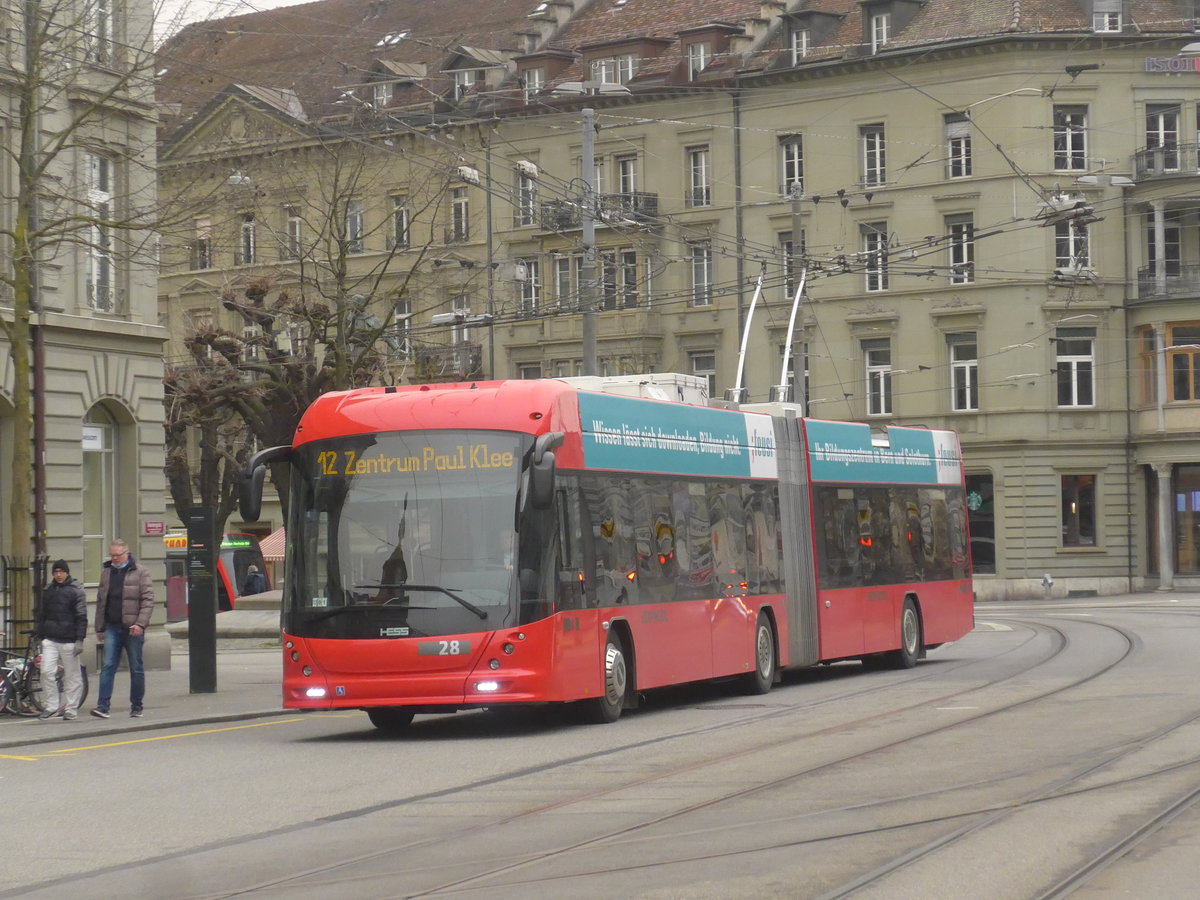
left=539, top=192, right=659, bottom=232
left=1136, top=262, right=1200, bottom=301
left=1133, top=143, right=1200, bottom=179
left=415, top=341, right=482, bottom=381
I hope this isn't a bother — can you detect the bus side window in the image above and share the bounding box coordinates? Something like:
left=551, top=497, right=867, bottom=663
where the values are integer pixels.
left=556, top=478, right=590, bottom=611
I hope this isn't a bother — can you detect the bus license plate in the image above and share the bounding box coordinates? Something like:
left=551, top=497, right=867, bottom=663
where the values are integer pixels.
left=418, top=640, right=472, bottom=656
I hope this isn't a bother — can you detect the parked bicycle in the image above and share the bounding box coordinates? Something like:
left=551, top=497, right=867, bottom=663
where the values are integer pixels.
left=0, top=629, right=88, bottom=716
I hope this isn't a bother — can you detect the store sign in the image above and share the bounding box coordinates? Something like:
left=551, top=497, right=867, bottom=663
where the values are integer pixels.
left=1144, top=55, right=1200, bottom=72
left=143, top=520, right=166, bottom=535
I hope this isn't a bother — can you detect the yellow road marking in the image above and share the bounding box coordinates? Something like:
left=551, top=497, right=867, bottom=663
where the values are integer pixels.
left=0, top=754, right=40, bottom=761
left=47, top=718, right=307, bottom=754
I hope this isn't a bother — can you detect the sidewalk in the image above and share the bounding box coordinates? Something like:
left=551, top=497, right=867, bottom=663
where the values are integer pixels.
left=0, top=646, right=286, bottom=749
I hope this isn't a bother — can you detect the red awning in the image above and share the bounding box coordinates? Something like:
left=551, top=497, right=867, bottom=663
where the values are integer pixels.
left=259, top=526, right=286, bottom=561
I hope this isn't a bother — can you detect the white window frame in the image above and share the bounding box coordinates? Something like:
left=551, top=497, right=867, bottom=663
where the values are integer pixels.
left=862, top=221, right=889, bottom=292
left=687, top=42, right=711, bottom=80
left=523, top=67, right=544, bottom=103
left=870, top=12, right=890, bottom=52
left=945, top=113, right=972, bottom=178
left=1055, top=220, right=1091, bottom=271
left=860, top=124, right=886, bottom=186
left=781, top=135, right=803, bottom=195
left=393, top=297, right=412, bottom=358
left=1146, top=104, right=1181, bottom=172
left=516, top=172, right=538, bottom=227
left=192, top=217, right=212, bottom=270
left=687, top=145, right=711, bottom=207
left=689, top=242, right=713, bottom=306
left=947, top=213, right=975, bottom=284
left=554, top=255, right=577, bottom=309
left=346, top=199, right=364, bottom=254
left=617, top=155, right=638, bottom=195
left=864, top=339, right=893, bottom=416
left=789, top=27, right=809, bottom=65
left=238, top=211, right=257, bottom=266
left=1053, top=105, right=1088, bottom=172
left=1056, top=328, right=1096, bottom=408
left=689, top=350, right=717, bottom=397
left=284, top=207, right=302, bottom=260
left=86, top=153, right=114, bottom=311
left=949, top=334, right=979, bottom=412
left=86, top=0, right=114, bottom=65
left=372, top=82, right=391, bottom=109
left=390, top=196, right=410, bottom=250
left=452, top=69, right=483, bottom=101
left=451, top=187, right=470, bottom=242
left=519, top=258, right=540, bottom=316
left=1093, top=10, right=1121, bottom=33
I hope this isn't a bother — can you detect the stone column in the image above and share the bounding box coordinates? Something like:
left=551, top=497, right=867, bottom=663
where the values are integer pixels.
left=1153, top=462, right=1174, bottom=591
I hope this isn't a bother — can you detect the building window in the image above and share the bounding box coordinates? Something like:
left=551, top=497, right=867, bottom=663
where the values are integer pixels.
left=860, top=123, right=886, bottom=186
left=689, top=350, right=717, bottom=396
left=449, top=295, right=471, bottom=344
left=1055, top=327, right=1096, bottom=408
left=86, top=0, right=114, bottom=65
left=519, top=364, right=542, bottom=379
left=372, top=82, right=391, bottom=109
left=863, top=338, right=893, bottom=416
left=390, top=196, right=409, bottom=250
left=450, top=187, right=470, bottom=242
left=861, top=221, right=889, bottom=292
left=554, top=255, right=577, bottom=309
left=619, top=249, right=639, bottom=307
left=452, top=69, right=484, bottom=101
left=686, top=41, right=711, bottom=80
left=237, top=212, right=256, bottom=265
left=86, top=153, right=114, bottom=311
left=948, top=333, right=978, bottom=412
left=81, top=409, right=118, bottom=584
left=393, top=297, right=412, bottom=358
left=687, top=146, right=710, bottom=206
left=1146, top=103, right=1180, bottom=171
left=1168, top=323, right=1200, bottom=401
left=780, top=135, right=803, bottom=195
left=191, top=217, right=212, bottom=270
left=1146, top=211, right=1182, bottom=275
left=1055, top=220, right=1091, bottom=271
left=593, top=54, right=637, bottom=84
left=689, top=242, right=713, bottom=306
left=946, top=213, right=975, bottom=284
left=1092, top=1, right=1122, bottom=32
left=616, top=155, right=638, bottom=195
left=283, top=207, right=302, bottom=260
left=965, top=473, right=996, bottom=574
left=789, top=27, right=809, bottom=65
left=523, top=67, right=544, bottom=103
left=345, top=199, right=364, bottom=254
left=1061, top=474, right=1096, bottom=547
left=779, top=341, right=809, bottom=406
left=516, top=171, right=538, bottom=227
left=519, top=258, right=540, bottom=317
left=1136, top=326, right=1157, bottom=407
left=777, top=230, right=803, bottom=299
left=945, top=113, right=971, bottom=178
left=870, top=12, right=890, bottom=52
left=1053, top=105, right=1088, bottom=171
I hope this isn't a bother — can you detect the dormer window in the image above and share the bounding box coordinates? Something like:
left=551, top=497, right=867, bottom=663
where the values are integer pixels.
left=523, top=67, right=544, bottom=103
left=452, top=69, right=484, bottom=100
left=372, top=82, right=391, bottom=108
left=789, top=27, right=809, bottom=65
left=686, top=41, right=711, bottom=80
left=1092, top=1, right=1121, bottom=32
left=870, top=12, right=890, bottom=52
left=592, top=53, right=637, bottom=85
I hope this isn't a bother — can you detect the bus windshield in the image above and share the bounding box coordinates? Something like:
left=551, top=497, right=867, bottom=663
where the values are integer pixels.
left=286, top=430, right=531, bottom=639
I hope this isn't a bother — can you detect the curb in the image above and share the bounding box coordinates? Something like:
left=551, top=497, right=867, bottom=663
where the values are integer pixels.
left=0, top=708, right=299, bottom=750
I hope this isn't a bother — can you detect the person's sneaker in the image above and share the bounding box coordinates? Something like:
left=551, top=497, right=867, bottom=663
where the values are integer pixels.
left=90, top=708, right=110, bottom=719
left=62, top=711, right=77, bottom=721
left=37, top=709, right=57, bottom=720
left=130, top=707, right=143, bottom=718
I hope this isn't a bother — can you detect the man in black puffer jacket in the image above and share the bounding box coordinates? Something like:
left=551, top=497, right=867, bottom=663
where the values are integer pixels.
left=35, top=560, right=87, bottom=720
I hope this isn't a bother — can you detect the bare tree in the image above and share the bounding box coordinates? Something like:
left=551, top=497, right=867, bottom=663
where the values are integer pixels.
left=0, top=0, right=160, bottom=561
left=161, top=129, right=489, bottom=518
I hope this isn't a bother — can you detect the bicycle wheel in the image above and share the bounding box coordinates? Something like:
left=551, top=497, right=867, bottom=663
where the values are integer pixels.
left=0, top=674, right=12, bottom=713
left=24, top=658, right=46, bottom=713
left=77, top=664, right=89, bottom=707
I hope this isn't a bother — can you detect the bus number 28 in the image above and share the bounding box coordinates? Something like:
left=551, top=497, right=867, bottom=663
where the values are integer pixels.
left=418, top=640, right=471, bottom=656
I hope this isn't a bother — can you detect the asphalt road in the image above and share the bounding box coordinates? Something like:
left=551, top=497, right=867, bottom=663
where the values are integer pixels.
left=4, top=595, right=1200, bottom=899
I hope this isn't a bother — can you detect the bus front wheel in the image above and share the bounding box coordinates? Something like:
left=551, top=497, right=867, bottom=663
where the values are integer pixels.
left=367, top=707, right=415, bottom=732
left=581, top=633, right=628, bottom=724
left=742, top=613, right=777, bottom=695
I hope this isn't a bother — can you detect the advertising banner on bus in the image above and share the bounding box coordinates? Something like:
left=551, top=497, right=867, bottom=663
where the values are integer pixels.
left=578, top=392, right=778, bottom=479
left=805, top=420, right=962, bottom=485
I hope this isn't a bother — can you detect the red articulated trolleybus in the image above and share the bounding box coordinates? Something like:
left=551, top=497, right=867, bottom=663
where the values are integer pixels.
left=239, top=375, right=973, bottom=731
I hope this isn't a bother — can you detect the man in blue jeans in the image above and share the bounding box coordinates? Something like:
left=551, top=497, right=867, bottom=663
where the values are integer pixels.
left=92, top=539, right=155, bottom=718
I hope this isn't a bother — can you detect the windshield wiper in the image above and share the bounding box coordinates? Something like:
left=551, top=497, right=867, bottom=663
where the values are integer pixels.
left=352, top=583, right=488, bottom=620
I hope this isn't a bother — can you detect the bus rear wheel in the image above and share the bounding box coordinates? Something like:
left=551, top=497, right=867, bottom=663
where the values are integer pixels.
left=884, top=599, right=921, bottom=669
left=742, top=613, right=776, bottom=695
left=367, top=707, right=415, bottom=732
left=581, top=633, right=627, bottom=724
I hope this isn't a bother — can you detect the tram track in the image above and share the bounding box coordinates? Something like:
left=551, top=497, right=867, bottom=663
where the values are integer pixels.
left=159, top=615, right=1136, bottom=898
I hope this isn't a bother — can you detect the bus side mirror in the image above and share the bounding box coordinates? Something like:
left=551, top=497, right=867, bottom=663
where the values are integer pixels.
left=529, top=431, right=564, bottom=510
left=239, top=445, right=292, bottom=522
